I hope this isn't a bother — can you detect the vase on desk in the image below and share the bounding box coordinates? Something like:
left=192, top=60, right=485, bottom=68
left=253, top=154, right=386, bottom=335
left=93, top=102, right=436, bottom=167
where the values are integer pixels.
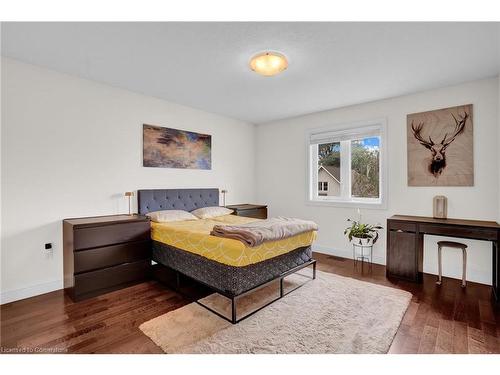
left=433, top=195, right=447, bottom=219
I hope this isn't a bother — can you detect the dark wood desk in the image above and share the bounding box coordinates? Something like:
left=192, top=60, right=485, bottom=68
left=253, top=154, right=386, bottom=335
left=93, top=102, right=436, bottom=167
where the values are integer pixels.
left=386, top=215, right=500, bottom=301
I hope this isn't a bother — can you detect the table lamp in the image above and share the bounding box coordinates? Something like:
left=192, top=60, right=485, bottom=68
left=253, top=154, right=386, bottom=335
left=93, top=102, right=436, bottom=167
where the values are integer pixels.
left=125, top=191, right=134, bottom=215
left=221, top=189, right=228, bottom=207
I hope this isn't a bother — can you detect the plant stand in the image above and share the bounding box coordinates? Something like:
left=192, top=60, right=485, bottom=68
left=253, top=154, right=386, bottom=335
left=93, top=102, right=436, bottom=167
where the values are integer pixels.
left=352, top=242, right=373, bottom=271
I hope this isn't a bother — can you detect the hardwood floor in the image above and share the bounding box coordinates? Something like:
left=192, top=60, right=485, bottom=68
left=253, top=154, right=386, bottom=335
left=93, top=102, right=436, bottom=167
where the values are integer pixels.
left=1, top=252, right=499, bottom=354
left=314, top=253, right=500, bottom=354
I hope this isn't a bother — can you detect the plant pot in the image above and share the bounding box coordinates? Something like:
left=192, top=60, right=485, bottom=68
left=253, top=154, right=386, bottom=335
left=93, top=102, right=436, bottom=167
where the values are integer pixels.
left=352, top=236, right=373, bottom=246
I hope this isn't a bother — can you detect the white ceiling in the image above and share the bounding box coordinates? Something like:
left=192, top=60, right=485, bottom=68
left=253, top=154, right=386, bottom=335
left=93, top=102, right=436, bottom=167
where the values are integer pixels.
left=2, top=22, right=499, bottom=124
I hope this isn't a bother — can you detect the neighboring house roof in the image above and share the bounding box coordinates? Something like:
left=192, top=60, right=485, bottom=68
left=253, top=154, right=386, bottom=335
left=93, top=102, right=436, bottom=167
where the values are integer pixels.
left=319, top=164, right=366, bottom=180
left=318, top=165, right=340, bottom=183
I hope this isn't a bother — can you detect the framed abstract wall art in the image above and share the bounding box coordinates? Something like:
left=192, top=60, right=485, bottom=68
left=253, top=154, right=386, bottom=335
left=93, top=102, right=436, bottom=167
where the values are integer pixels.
left=407, top=104, right=473, bottom=186
left=143, top=124, right=212, bottom=169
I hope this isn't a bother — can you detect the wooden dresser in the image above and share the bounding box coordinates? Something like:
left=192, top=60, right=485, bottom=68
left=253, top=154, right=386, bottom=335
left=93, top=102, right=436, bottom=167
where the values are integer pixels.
left=63, top=214, right=151, bottom=301
left=226, top=204, right=268, bottom=219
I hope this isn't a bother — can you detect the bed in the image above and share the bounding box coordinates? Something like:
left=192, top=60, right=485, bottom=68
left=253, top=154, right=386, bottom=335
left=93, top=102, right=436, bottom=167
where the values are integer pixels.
left=138, top=188, right=316, bottom=323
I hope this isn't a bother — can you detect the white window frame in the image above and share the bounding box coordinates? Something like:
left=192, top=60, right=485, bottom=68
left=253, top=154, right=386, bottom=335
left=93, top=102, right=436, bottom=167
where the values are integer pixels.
left=306, top=118, right=387, bottom=209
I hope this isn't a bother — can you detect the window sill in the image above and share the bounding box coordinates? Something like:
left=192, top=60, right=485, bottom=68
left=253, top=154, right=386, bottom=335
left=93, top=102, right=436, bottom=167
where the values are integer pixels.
left=306, top=199, right=387, bottom=210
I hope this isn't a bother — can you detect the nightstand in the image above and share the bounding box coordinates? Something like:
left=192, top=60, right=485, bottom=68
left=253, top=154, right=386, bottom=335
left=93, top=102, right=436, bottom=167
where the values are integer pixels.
left=226, top=204, right=268, bottom=219
left=63, top=214, right=151, bottom=301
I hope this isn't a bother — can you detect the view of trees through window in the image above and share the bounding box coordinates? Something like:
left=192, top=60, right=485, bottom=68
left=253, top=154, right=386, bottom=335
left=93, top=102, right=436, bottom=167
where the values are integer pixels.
left=317, top=137, right=380, bottom=198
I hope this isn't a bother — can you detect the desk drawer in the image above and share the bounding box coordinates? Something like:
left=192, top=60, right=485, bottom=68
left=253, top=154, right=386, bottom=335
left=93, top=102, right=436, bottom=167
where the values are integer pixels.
left=74, top=240, right=151, bottom=274
left=74, top=221, right=150, bottom=250
left=388, top=220, right=417, bottom=233
left=419, top=223, right=498, bottom=241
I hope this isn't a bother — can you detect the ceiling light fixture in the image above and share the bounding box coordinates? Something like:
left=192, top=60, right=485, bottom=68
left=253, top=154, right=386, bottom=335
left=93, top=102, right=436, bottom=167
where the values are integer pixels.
left=249, top=51, right=288, bottom=76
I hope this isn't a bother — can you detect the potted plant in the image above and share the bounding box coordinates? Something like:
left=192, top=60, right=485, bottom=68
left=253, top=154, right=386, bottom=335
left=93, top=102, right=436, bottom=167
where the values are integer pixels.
left=344, top=218, right=383, bottom=246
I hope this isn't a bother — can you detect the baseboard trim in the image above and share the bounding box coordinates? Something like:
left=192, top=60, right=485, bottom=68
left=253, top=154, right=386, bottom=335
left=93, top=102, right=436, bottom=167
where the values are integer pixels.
left=312, top=244, right=386, bottom=266
left=0, top=279, right=63, bottom=305
left=2, top=246, right=489, bottom=303
left=312, top=245, right=492, bottom=286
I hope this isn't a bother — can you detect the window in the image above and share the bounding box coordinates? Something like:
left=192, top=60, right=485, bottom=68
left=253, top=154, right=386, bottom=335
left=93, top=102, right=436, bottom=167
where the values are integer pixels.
left=318, top=181, right=329, bottom=196
left=318, top=181, right=328, bottom=191
left=307, top=120, right=386, bottom=208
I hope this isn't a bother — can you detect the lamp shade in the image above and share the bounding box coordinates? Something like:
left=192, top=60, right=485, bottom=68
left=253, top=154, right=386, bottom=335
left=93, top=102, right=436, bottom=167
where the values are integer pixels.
left=249, top=52, right=288, bottom=76
left=125, top=191, right=134, bottom=197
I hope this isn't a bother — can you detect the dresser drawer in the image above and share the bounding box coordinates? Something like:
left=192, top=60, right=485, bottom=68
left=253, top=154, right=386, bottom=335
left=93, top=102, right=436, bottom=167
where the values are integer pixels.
left=73, top=259, right=150, bottom=298
left=235, top=208, right=267, bottom=219
left=74, top=221, right=150, bottom=250
left=74, top=240, right=151, bottom=274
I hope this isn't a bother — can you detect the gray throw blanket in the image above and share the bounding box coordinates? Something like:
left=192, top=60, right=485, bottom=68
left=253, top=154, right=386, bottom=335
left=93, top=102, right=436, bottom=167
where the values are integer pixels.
left=210, top=216, right=318, bottom=247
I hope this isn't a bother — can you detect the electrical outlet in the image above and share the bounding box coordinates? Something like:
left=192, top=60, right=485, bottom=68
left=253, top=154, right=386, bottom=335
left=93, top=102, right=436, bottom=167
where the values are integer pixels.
left=44, top=243, right=54, bottom=260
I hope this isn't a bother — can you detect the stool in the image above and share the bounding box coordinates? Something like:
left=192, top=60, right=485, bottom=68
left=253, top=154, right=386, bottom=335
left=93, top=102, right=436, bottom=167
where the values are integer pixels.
left=436, top=241, right=467, bottom=287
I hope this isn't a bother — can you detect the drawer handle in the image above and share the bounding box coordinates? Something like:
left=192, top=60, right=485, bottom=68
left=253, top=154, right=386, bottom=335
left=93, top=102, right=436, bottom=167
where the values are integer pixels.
left=396, top=229, right=404, bottom=233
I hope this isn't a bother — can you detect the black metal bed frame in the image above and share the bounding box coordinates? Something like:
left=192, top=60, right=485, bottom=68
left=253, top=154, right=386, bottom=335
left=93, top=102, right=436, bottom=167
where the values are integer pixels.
left=172, top=259, right=317, bottom=324
left=137, top=188, right=318, bottom=324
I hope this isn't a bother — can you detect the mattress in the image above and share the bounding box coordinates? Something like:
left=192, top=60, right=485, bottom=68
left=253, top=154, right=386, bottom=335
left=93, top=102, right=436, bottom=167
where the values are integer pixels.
left=152, top=241, right=313, bottom=297
left=150, top=214, right=317, bottom=267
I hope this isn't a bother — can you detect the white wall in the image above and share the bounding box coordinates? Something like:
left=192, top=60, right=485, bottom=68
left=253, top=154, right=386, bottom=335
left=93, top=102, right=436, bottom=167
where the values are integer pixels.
left=1, top=58, right=256, bottom=303
left=256, top=78, right=499, bottom=285
left=1, top=57, right=499, bottom=303
left=496, top=31, right=500, bottom=223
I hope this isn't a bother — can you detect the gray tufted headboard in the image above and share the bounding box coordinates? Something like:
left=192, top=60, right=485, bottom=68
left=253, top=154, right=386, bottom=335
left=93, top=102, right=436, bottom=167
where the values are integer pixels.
left=137, top=188, right=219, bottom=215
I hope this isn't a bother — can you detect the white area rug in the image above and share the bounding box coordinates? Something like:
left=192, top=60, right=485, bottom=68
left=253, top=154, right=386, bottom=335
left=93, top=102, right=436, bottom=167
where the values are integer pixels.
left=140, top=270, right=412, bottom=354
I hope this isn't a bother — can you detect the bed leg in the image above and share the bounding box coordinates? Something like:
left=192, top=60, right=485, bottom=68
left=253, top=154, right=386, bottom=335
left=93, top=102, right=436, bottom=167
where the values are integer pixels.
left=231, top=297, right=237, bottom=324
left=175, top=271, right=180, bottom=290
left=313, top=261, right=317, bottom=280
left=280, top=277, right=284, bottom=298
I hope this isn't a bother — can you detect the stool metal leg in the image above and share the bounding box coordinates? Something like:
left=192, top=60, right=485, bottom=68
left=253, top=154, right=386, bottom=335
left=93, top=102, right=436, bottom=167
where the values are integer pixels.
left=462, top=248, right=467, bottom=288
left=437, top=245, right=442, bottom=285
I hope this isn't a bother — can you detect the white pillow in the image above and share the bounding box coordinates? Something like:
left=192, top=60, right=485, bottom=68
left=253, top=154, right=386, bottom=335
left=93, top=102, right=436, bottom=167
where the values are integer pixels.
left=146, top=210, right=198, bottom=223
left=191, top=206, right=233, bottom=219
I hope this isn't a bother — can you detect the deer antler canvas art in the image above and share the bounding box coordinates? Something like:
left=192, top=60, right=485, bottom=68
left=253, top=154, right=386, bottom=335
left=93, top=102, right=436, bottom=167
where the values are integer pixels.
left=407, top=104, right=473, bottom=186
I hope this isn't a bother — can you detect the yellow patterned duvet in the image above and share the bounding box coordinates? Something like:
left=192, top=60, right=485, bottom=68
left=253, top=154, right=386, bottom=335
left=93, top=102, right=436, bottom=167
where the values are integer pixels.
left=151, top=215, right=316, bottom=267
